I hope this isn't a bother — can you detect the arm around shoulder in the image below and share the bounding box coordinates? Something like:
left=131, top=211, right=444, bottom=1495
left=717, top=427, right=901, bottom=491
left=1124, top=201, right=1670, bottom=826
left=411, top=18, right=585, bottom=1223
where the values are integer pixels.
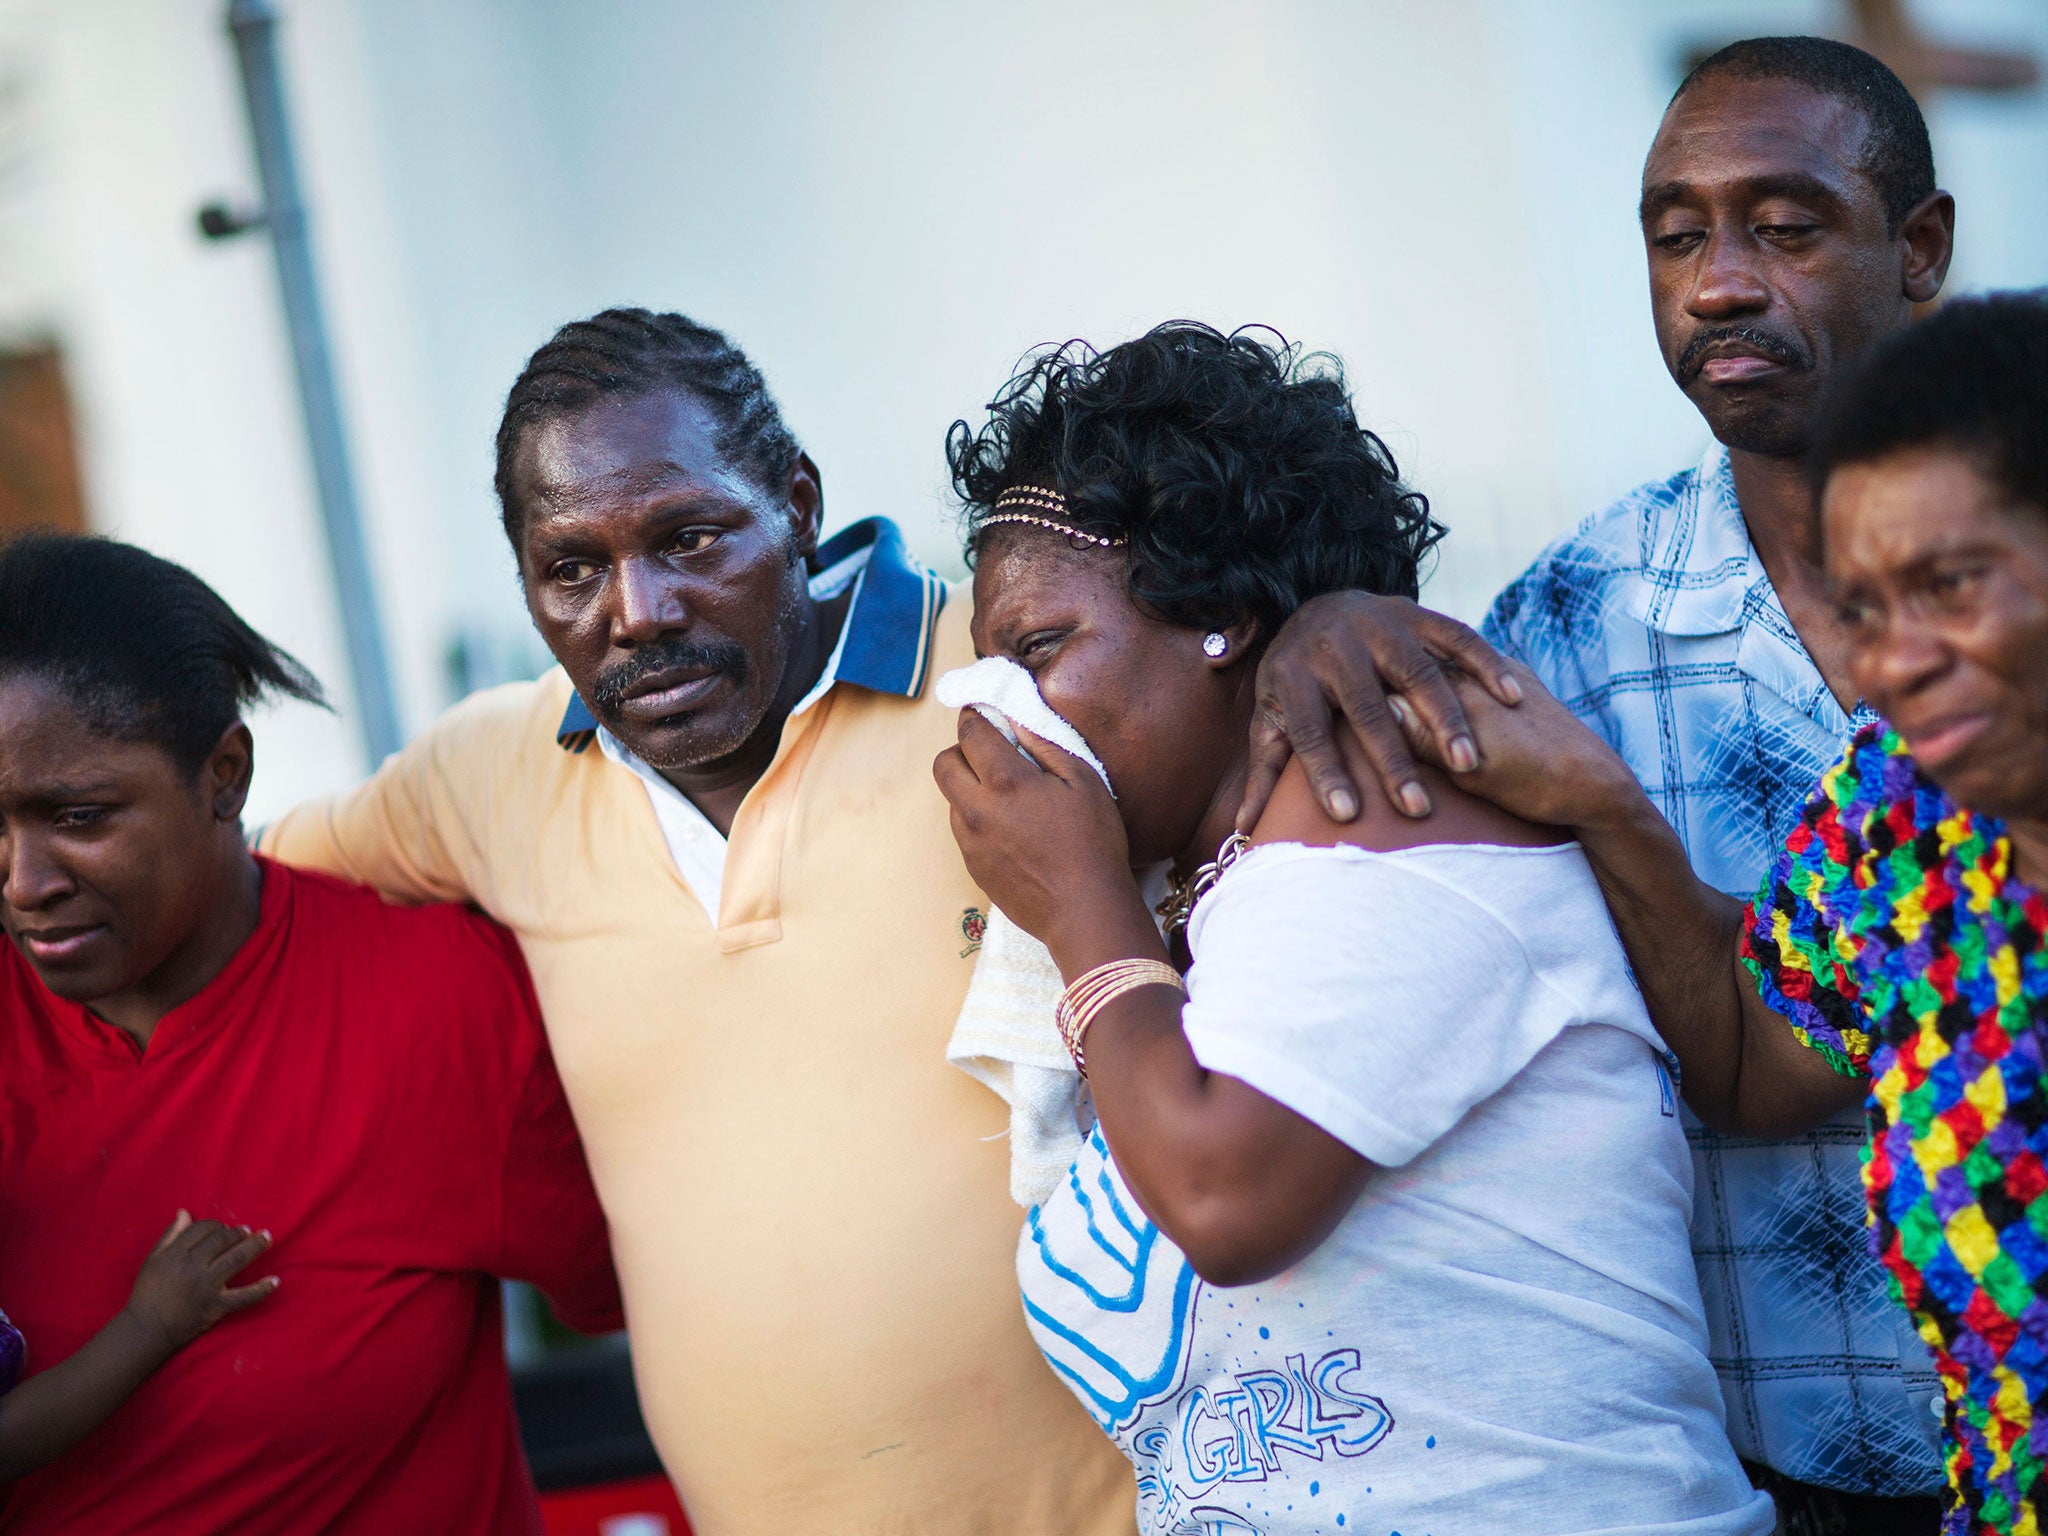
left=1570, top=773, right=1865, bottom=1136
left=1398, top=662, right=1865, bottom=1137
left=259, top=675, right=569, bottom=907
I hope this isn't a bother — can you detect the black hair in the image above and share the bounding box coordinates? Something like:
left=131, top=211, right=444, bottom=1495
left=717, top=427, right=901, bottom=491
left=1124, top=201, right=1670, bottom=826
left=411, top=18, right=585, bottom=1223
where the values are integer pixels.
left=493, top=307, right=801, bottom=547
left=1810, top=292, right=2048, bottom=517
left=1673, top=36, right=1936, bottom=234
left=0, top=533, right=327, bottom=775
left=948, top=321, right=1443, bottom=640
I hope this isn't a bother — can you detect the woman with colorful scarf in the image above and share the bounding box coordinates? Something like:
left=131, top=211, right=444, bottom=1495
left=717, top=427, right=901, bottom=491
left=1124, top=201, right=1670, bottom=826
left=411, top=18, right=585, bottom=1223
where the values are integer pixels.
left=1345, top=294, right=2048, bottom=1533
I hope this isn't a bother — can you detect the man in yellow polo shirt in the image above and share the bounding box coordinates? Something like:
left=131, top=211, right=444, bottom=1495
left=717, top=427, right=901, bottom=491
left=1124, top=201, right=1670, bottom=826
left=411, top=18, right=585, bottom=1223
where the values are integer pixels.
left=262, top=308, right=1134, bottom=1534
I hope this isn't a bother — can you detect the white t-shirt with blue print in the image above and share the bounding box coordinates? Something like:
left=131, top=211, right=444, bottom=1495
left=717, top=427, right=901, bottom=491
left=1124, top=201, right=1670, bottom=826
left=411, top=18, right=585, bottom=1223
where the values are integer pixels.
left=1016, top=842, right=1774, bottom=1536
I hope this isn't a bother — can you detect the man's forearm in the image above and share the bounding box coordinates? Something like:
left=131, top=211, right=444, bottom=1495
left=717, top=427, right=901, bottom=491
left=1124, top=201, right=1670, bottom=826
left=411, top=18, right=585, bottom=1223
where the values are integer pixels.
left=258, top=768, right=471, bottom=907
left=1572, top=786, right=1862, bottom=1134
left=1574, top=788, right=1754, bottom=1126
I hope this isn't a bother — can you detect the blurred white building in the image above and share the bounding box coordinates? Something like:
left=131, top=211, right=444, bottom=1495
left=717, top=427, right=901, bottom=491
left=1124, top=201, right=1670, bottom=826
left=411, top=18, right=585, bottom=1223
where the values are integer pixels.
left=0, top=0, right=2042, bottom=821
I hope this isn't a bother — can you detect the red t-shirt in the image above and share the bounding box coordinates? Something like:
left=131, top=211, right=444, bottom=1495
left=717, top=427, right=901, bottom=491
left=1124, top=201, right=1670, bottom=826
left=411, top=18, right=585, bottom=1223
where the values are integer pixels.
left=0, top=860, right=623, bottom=1533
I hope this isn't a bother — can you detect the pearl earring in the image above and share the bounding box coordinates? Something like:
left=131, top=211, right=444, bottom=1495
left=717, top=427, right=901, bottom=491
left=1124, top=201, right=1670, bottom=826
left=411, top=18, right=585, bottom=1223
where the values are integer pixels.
left=1202, top=632, right=1228, bottom=658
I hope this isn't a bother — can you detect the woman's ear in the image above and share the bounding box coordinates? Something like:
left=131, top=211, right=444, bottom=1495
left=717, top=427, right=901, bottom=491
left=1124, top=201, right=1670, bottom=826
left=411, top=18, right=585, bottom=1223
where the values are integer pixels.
left=1198, top=618, right=1261, bottom=670
left=204, top=722, right=256, bottom=823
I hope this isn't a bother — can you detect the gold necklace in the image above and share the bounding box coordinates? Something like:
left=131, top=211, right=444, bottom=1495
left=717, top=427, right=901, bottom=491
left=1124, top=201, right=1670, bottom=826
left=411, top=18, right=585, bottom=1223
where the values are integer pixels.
left=1155, top=831, right=1252, bottom=937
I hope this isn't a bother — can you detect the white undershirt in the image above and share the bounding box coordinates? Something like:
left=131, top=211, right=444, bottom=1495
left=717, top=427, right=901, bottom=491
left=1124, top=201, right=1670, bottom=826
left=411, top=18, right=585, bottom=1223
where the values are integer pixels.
left=595, top=546, right=868, bottom=921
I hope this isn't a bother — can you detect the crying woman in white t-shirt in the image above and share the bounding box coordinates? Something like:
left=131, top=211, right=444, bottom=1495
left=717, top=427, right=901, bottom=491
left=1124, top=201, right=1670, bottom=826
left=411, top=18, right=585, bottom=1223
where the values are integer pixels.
left=932, top=323, right=1773, bottom=1536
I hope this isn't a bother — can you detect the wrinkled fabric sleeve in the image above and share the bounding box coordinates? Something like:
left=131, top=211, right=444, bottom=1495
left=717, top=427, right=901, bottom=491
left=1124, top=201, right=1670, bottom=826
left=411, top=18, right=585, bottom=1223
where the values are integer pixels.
left=1479, top=573, right=1535, bottom=668
left=1480, top=553, right=1625, bottom=760
left=1179, top=848, right=1564, bottom=1168
left=1739, top=756, right=1875, bottom=1079
left=258, top=679, right=554, bottom=908
left=372, top=894, right=622, bottom=1330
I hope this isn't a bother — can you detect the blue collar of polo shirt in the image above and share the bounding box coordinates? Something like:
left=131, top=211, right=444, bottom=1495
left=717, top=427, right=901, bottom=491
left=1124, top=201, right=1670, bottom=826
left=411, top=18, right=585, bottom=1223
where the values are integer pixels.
left=555, top=516, right=947, bottom=752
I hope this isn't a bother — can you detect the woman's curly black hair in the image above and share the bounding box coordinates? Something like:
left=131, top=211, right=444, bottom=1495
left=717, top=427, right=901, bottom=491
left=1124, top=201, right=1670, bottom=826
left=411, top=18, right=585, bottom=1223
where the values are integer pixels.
left=948, top=321, right=1443, bottom=639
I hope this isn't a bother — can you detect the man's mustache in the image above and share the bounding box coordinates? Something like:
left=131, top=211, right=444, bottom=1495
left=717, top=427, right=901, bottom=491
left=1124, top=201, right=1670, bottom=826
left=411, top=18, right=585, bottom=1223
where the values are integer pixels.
left=1677, top=324, right=1811, bottom=383
left=590, top=636, right=750, bottom=717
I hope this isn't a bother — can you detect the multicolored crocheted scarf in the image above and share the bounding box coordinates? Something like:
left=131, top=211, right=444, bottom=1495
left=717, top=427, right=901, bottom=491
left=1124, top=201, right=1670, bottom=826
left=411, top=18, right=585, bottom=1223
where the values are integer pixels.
left=1743, top=722, right=2048, bottom=1535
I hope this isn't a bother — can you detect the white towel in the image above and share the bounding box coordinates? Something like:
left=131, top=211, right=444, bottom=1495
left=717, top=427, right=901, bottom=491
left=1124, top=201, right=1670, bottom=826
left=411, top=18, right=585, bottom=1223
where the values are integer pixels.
left=950, top=906, right=1092, bottom=1209
left=935, top=656, right=1104, bottom=1207
left=934, top=656, right=1113, bottom=795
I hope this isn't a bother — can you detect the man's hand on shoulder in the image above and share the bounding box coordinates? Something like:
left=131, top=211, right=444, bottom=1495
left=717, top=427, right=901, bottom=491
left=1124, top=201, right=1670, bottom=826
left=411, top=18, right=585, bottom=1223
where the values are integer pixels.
left=1238, top=593, right=1525, bottom=832
left=1250, top=719, right=1566, bottom=855
left=1402, top=661, right=1648, bottom=837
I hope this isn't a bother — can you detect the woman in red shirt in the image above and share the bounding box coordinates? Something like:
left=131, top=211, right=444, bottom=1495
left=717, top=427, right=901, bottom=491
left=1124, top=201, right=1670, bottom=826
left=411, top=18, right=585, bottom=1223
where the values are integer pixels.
left=0, top=534, right=623, bottom=1533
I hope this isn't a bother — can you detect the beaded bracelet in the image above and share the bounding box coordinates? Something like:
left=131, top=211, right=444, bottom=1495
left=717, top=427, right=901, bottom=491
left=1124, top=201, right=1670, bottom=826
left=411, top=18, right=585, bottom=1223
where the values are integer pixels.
left=1055, top=958, right=1186, bottom=1077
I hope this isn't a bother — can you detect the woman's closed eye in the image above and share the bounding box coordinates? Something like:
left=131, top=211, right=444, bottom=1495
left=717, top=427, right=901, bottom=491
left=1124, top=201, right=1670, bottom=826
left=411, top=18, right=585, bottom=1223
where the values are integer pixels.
left=1014, top=629, right=1067, bottom=665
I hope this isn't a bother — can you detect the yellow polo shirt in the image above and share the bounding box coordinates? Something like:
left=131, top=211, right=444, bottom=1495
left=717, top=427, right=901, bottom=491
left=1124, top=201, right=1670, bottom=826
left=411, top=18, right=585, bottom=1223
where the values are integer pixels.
left=261, top=519, right=1133, bottom=1536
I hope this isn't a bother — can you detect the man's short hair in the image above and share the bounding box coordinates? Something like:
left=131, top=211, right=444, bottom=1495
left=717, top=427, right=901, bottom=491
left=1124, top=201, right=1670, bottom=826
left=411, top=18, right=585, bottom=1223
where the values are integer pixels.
left=1811, top=292, right=2048, bottom=519
left=493, top=308, right=802, bottom=546
left=1673, top=36, right=1936, bottom=233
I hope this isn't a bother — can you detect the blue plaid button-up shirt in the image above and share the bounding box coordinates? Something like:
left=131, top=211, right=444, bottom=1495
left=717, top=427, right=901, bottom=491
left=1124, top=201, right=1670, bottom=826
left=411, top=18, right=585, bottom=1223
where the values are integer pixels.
left=1481, top=445, right=1943, bottom=1496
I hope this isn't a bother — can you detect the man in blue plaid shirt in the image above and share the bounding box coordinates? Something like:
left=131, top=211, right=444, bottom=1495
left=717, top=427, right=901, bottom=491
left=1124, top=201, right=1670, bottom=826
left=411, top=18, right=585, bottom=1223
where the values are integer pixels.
left=1244, top=37, right=1960, bottom=1532
left=1482, top=437, right=1945, bottom=1508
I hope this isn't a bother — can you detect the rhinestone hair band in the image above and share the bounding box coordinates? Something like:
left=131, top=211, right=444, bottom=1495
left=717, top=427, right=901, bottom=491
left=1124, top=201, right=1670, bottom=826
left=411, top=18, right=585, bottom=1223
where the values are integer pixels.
left=982, top=485, right=1127, bottom=549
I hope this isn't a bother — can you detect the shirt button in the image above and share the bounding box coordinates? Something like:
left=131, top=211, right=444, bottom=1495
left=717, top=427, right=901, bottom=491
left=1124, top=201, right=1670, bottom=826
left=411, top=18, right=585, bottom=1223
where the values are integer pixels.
left=1930, top=1392, right=1945, bottom=1419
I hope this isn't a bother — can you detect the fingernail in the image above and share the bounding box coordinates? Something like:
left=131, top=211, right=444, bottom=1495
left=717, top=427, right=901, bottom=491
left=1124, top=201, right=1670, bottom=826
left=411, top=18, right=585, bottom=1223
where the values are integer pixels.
left=1448, top=737, right=1478, bottom=773
left=1387, top=697, right=1414, bottom=729
left=1328, top=790, right=1358, bottom=821
left=1400, top=783, right=1432, bottom=817
left=1499, top=673, right=1524, bottom=703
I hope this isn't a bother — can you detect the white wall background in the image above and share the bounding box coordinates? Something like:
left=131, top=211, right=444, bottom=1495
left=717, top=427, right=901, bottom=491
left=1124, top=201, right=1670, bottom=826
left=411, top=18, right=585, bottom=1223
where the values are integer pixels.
left=0, top=0, right=2043, bottom=823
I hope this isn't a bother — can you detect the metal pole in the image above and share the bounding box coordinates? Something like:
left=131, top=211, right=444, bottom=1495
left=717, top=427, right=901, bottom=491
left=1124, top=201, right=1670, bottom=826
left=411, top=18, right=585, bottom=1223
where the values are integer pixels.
left=213, top=0, right=401, bottom=765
